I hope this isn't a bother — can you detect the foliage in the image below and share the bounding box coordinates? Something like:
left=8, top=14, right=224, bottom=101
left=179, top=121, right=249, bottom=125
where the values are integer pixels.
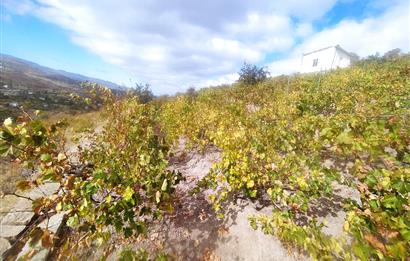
left=1, top=55, right=409, bottom=260
left=356, top=48, right=405, bottom=66
left=185, top=87, right=197, bottom=102
left=130, top=83, right=155, bottom=104
left=0, top=85, right=181, bottom=259
left=159, top=55, right=410, bottom=260
left=118, top=248, right=168, bottom=261
left=238, top=62, right=270, bottom=85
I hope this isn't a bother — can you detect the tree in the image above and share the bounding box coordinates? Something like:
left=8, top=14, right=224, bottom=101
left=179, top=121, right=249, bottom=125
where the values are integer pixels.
left=383, top=48, right=402, bottom=60
left=349, top=52, right=360, bottom=63
left=185, top=87, right=197, bottom=102
left=238, top=63, right=270, bottom=85
left=130, top=83, right=154, bottom=103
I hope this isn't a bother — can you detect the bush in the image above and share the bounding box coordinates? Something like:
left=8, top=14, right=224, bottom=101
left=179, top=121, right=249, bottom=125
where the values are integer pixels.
left=130, top=83, right=154, bottom=103
left=238, top=62, right=270, bottom=85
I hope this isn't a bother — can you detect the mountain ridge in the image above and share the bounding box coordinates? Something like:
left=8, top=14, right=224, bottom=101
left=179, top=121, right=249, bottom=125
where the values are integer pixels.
left=0, top=53, right=126, bottom=91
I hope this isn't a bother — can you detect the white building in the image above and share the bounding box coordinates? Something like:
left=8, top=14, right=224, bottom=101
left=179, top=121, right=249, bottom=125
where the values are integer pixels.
left=301, top=45, right=354, bottom=73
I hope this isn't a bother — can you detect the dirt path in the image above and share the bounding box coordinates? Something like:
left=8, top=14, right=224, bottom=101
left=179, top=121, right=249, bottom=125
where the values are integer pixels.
left=2, top=129, right=360, bottom=260
left=105, top=139, right=303, bottom=261
left=109, top=138, right=360, bottom=260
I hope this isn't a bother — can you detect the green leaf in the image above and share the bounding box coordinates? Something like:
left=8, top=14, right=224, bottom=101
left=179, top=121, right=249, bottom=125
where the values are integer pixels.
left=352, top=242, right=369, bottom=260
left=124, top=227, right=133, bottom=238
left=336, top=131, right=353, bottom=145
left=249, top=218, right=258, bottom=230
left=400, top=229, right=410, bottom=241
left=67, top=215, right=79, bottom=228
left=40, top=153, right=52, bottom=162
left=382, top=194, right=398, bottom=209
left=123, top=186, right=134, bottom=201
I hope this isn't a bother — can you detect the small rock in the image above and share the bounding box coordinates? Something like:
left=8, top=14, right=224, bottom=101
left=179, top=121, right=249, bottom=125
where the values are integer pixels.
left=39, top=212, right=65, bottom=233
left=1, top=212, right=33, bottom=226
left=10, top=198, right=33, bottom=212
left=322, top=159, right=335, bottom=169
left=0, top=225, right=26, bottom=238
left=321, top=211, right=346, bottom=237
left=0, top=195, right=30, bottom=214
left=346, top=161, right=354, bottom=168
left=0, top=238, right=11, bottom=256
left=20, top=183, right=59, bottom=200
left=150, top=232, right=159, bottom=240
left=16, top=240, right=49, bottom=261
left=384, top=147, right=397, bottom=158
left=332, top=181, right=361, bottom=206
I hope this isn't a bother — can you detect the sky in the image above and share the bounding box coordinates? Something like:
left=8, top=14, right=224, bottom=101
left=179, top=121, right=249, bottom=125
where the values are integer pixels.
left=1, top=0, right=409, bottom=95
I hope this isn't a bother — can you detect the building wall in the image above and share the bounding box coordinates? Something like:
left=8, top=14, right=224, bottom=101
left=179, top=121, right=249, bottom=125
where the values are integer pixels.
left=301, top=47, right=351, bottom=73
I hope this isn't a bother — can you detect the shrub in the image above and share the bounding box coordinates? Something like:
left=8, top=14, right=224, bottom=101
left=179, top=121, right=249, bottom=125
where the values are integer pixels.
left=238, top=62, right=270, bottom=85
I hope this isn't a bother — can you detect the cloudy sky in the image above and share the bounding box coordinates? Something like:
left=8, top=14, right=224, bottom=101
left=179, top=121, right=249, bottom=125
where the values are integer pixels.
left=1, top=0, right=409, bottom=94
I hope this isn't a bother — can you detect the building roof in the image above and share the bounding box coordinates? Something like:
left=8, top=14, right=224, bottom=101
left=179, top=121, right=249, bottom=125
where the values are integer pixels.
left=334, top=45, right=353, bottom=57
left=302, top=45, right=353, bottom=57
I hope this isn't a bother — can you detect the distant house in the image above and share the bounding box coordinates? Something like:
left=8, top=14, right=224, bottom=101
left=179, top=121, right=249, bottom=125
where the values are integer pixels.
left=301, top=45, right=354, bottom=73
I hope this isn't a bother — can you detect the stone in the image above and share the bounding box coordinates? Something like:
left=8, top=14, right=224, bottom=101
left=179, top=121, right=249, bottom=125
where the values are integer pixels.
left=30, top=248, right=49, bottom=261
left=0, top=238, right=11, bottom=256
left=321, top=211, right=347, bottom=237
left=0, top=225, right=26, bottom=238
left=10, top=198, right=33, bottom=212
left=39, top=212, right=65, bottom=233
left=0, top=212, right=33, bottom=226
left=20, top=183, right=59, bottom=200
left=0, top=195, right=21, bottom=214
left=322, top=159, right=335, bottom=169
left=16, top=240, right=49, bottom=261
left=332, top=181, right=361, bottom=206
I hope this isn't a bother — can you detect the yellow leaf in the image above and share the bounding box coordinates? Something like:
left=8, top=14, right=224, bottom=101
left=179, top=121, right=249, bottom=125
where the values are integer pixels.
left=57, top=153, right=67, bottom=162
left=17, top=180, right=32, bottom=191
left=41, top=230, right=53, bottom=249
left=246, top=180, right=255, bottom=188
left=3, top=117, right=12, bottom=127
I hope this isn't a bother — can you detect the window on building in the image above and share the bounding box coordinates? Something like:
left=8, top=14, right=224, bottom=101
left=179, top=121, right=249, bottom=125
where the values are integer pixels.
left=312, top=58, right=318, bottom=67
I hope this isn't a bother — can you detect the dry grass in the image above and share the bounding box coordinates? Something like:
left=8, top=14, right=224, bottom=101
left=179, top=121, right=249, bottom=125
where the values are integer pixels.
left=0, top=159, right=24, bottom=194
left=42, top=110, right=103, bottom=133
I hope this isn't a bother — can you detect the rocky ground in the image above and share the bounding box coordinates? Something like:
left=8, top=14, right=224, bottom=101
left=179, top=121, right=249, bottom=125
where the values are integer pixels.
left=0, top=135, right=361, bottom=260
left=0, top=182, right=61, bottom=260
left=0, top=126, right=96, bottom=260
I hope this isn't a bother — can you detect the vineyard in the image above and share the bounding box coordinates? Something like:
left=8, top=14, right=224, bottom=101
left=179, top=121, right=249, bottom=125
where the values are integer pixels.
left=1, top=55, right=409, bottom=260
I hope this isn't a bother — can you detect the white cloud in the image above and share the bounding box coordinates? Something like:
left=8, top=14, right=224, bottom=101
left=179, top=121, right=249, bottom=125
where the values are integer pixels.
left=298, top=1, right=409, bottom=56
left=199, top=73, right=239, bottom=88
left=2, top=0, right=336, bottom=93
left=296, top=23, right=314, bottom=38
left=268, top=0, right=409, bottom=76
left=268, top=57, right=301, bottom=76
left=3, top=0, right=409, bottom=94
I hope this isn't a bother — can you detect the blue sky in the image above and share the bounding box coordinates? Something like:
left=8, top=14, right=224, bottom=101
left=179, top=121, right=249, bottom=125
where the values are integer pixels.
left=1, top=0, right=409, bottom=94
left=1, top=14, right=134, bottom=85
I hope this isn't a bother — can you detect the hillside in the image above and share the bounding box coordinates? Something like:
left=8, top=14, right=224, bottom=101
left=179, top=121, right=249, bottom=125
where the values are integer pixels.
left=0, top=55, right=409, bottom=260
left=0, top=54, right=125, bottom=119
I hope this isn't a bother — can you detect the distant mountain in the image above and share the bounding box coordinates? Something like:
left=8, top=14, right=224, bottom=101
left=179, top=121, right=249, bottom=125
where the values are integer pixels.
left=0, top=54, right=126, bottom=91
left=0, top=54, right=127, bottom=119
